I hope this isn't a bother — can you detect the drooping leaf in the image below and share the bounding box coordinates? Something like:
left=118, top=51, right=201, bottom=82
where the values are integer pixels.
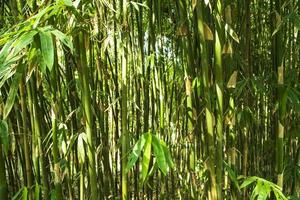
left=3, top=65, right=24, bottom=119
left=141, top=133, right=152, bottom=184
left=224, top=161, right=240, bottom=191
left=39, top=30, right=54, bottom=71
left=160, top=140, right=174, bottom=169
left=125, top=134, right=146, bottom=173
left=31, top=6, right=54, bottom=28
left=152, top=135, right=168, bottom=175
left=240, top=176, right=257, bottom=189
left=0, top=40, right=14, bottom=64
left=66, top=132, right=79, bottom=156
left=10, top=30, right=38, bottom=59
left=51, top=29, right=74, bottom=53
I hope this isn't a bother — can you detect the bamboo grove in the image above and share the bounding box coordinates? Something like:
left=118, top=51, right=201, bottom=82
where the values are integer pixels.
left=0, top=0, right=300, bottom=199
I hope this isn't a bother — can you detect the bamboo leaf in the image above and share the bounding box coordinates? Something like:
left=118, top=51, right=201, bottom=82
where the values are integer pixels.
left=3, top=66, right=24, bottom=119
left=63, top=0, right=73, bottom=7
left=0, top=120, right=9, bottom=155
left=51, top=29, right=74, bottom=53
left=125, top=134, right=146, bottom=173
left=224, top=161, right=240, bottom=191
left=240, top=176, right=257, bottom=189
left=160, top=140, right=174, bottom=169
left=152, top=135, right=168, bottom=175
left=39, top=31, right=54, bottom=72
left=141, top=133, right=152, bottom=184
left=11, top=30, right=38, bottom=58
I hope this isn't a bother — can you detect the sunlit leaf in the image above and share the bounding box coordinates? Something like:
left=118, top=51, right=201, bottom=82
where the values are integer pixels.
left=10, top=30, right=38, bottom=58
left=141, top=133, right=152, bottom=184
left=152, top=135, right=168, bottom=175
left=39, top=30, right=54, bottom=71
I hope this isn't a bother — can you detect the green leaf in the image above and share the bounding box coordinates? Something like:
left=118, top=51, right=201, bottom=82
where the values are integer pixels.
left=125, top=134, right=146, bottom=173
left=66, top=133, right=79, bottom=156
left=141, top=133, right=152, bottom=184
left=0, top=41, right=14, bottom=64
left=224, top=161, right=240, bottom=191
left=160, top=140, right=174, bottom=169
left=0, top=121, right=9, bottom=155
left=3, top=66, right=24, bottom=119
left=240, top=176, right=257, bottom=189
left=152, top=135, right=168, bottom=175
left=39, top=31, right=54, bottom=71
left=51, top=29, right=74, bottom=53
left=63, top=0, right=73, bottom=7
left=11, top=30, right=38, bottom=59
left=32, top=6, right=54, bottom=28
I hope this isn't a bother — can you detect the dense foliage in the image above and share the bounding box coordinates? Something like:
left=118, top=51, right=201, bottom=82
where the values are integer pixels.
left=0, top=0, right=299, bottom=199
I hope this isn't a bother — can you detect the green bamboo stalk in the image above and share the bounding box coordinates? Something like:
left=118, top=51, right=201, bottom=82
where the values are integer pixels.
left=19, top=78, right=32, bottom=198
left=274, top=0, right=285, bottom=189
left=30, top=77, right=50, bottom=200
left=214, top=1, right=224, bottom=199
left=121, top=0, right=129, bottom=197
left=76, top=31, right=98, bottom=200
left=196, top=2, right=217, bottom=199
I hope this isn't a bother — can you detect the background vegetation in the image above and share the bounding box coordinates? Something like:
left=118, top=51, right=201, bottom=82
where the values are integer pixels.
left=0, top=0, right=299, bottom=199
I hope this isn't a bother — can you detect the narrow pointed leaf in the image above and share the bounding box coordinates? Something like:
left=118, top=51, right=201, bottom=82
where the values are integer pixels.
left=240, top=176, right=257, bottom=189
left=3, top=66, right=24, bottom=119
left=125, top=134, right=146, bottom=173
left=11, top=30, right=38, bottom=58
left=141, top=133, right=152, bottom=184
left=160, top=140, right=174, bottom=168
left=51, top=29, right=74, bottom=53
left=152, top=135, right=168, bottom=175
left=39, top=31, right=54, bottom=71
